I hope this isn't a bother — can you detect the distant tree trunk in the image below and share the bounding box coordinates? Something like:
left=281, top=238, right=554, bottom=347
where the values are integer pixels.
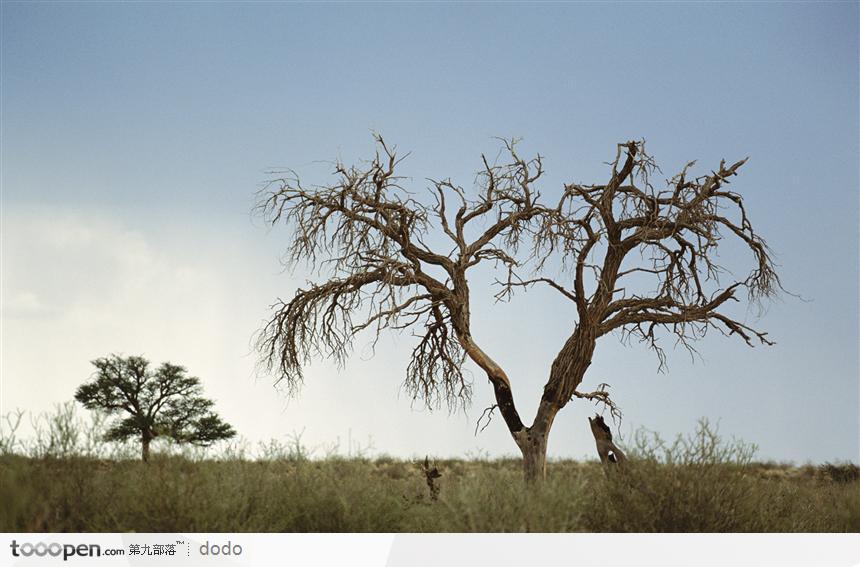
left=141, top=433, right=152, bottom=462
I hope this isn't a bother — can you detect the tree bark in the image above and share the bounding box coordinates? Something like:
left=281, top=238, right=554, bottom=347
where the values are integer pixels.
left=457, top=332, right=524, bottom=432
left=460, top=321, right=603, bottom=482
left=141, top=434, right=151, bottom=462
left=503, top=325, right=597, bottom=482
left=515, top=400, right=559, bottom=482
left=517, top=429, right=549, bottom=482
left=543, top=324, right=598, bottom=407
left=588, top=414, right=627, bottom=470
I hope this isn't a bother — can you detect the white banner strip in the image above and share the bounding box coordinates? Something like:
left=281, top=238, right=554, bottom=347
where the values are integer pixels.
left=1, top=533, right=859, bottom=566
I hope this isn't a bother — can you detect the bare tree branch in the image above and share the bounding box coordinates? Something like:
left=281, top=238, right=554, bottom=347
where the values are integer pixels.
left=573, top=382, right=622, bottom=423
left=255, top=136, right=781, bottom=481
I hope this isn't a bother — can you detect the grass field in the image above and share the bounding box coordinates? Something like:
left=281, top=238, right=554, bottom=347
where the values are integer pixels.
left=2, top=406, right=858, bottom=532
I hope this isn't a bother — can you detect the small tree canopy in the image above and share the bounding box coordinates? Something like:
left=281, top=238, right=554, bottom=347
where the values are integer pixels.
left=75, top=354, right=235, bottom=460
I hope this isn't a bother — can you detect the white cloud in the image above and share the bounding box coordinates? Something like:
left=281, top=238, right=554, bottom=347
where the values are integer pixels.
left=0, top=208, right=487, bottom=457
left=2, top=209, right=240, bottom=428
left=2, top=291, right=49, bottom=317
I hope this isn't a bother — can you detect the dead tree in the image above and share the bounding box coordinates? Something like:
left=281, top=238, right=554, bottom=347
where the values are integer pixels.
left=588, top=414, right=627, bottom=469
left=255, top=135, right=779, bottom=482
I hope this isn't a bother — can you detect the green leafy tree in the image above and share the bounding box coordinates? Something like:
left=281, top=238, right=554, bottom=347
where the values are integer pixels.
left=75, top=355, right=236, bottom=461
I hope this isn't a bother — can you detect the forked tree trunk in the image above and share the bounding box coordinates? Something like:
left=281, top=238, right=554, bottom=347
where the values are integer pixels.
left=508, top=327, right=595, bottom=483
left=458, top=323, right=592, bottom=483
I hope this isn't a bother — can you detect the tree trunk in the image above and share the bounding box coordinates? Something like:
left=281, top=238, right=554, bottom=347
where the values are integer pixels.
left=515, top=400, right=558, bottom=482
left=543, top=324, right=597, bottom=406
left=588, top=414, right=627, bottom=471
left=517, top=427, right=549, bottom=482
left=141, top=435, right=151, bottom=462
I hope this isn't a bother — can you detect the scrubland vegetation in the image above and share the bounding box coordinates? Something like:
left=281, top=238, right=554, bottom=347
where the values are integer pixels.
left=2, top=404, right=858, bottom=532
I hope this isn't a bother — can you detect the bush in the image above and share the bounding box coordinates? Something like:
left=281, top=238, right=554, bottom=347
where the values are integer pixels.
left=1, top=412, right=857, bottom=532
left=580, top=420, right=847, bottom=532
left=821, top=462, right=860, bottom=484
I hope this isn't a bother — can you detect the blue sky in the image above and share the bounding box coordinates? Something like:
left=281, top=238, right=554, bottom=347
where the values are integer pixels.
left=2, top=2, right=858, bottom=463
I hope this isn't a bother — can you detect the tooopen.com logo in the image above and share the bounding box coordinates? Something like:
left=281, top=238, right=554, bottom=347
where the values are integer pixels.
left=10, top=540, right=122, bottom=561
